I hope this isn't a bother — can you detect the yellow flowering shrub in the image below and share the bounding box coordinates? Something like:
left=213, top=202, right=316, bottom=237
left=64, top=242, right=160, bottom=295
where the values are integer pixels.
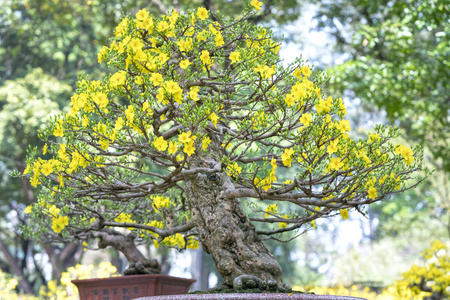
left=392, top=240, right=450, bottom=299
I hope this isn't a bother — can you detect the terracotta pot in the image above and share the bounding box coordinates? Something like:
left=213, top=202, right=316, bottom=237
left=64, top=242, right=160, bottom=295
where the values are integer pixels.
left=135, top=294, right=366, bottom=300
left=72, top=274, right=196, bottom=300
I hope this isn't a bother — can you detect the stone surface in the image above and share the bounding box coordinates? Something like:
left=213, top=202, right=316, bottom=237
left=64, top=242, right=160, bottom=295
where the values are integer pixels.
left=135, top=293, right=366, bottom=300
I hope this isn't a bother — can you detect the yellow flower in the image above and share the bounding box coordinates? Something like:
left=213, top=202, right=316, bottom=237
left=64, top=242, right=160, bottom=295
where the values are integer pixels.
left=368, top=133, right=380, bottom=144
left=269, top=169, right=277, bottom=182
left=229, top=51, right=241, bottom=64
left=202, top=136, right=211, bottom=150
left=328, top=157, right=344, bottom=171
left=250, top=0, right=263, bottom=11
left=150, top=72, right=164, bottom=86
left=40, top=144, right=48, bottom=157
left=291, top=82, right=307, bottom=99
left=82, top=115, right=89, bottom=127
left=200, top=50, right=212, bottom=66
left=179, top=131, right=193, bottom=144
left=99, top=139, right=109, bottom=151
left=97, top=46, right=108, bottom=64
left=136, top=8, right=149, bottom=20
left=379, top=174, right=388, bottom=184
left=114, top=18, right=128, bottom=37
left=6, top=278, right=18, bottom=290
left=110, top=71, right=127, bottom=87
left=340, top=209, right=349, bottom=220
left=227, top=162, right=242, bottom=176
left=336, top=119, right=351, bottom=133
left=24, top=206, right=32, bottom=214
left=23, top=164, right=31, bottom=175
left=210, top=112, right=219, bottom=128
left=53, top=125, right=64, bottom=137
left=255, top=65, right=275, bottom=79
left=271, top=157, right=277, bottom=170
left=197, top=30, right=208, bottom=41
left=177, top=38, right=193, bottom=52
left=164, top=81, right=183, bottom=104
left=137, top=15, right=154, bottom=32
left=153, top=136, right=168, bottom=151
left=187, top=237, right=199, bottom=249
left=264, top=204, right=278, bottom=218
left=179, top=59, right=192, bottom=69
left=395, top=144, right=414, bottom=165
left=152, top=195, right=171, bottom=211
left=315, top=97, right=333, bottom=114
left=215, top=33, right=224, bottom=47
left=367, top=186, right=377, bottom=199
left=285, top=94, right=295, bottom=107
left=52, top=215, right=69, bottom=233
left=128, top=38, right=144, bottom=53
left=197, top=7, right=209, bottom=20
left=281, top=148, right=294, bottom=167
left=209, top=23, right=219, bottom=35
left=293, top=68, right=302, bottom=79
left=300, top=113, right=312, bottom=127
left=301, top=65, right=312, bottom=77
left=92, top=91, right=108, bottom=108
left=189, top=86, right=200, bottom=101
left=125, top=105, right=135, bottom=122
left=115, top=117, right=124, bottom=131
left=183, top=140, right=196, bottom=156
left=327, top=140, right=338, bottom=155
left=157, top=20, right=169, bottom=32
left=41, top=161, right=54, bottom=176
left=168, top=141, right=178, bottom=155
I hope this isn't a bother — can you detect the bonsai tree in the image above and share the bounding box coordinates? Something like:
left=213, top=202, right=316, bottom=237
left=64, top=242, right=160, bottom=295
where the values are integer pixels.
left=21, top=1, right=424, bottom=292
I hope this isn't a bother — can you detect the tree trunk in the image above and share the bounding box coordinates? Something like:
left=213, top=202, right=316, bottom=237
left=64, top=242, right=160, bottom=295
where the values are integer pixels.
left=95, top=228, right=160, bottom=275
left=0, top=234, right=35, bottom=294
left=185, top=147, right=282, bottom=289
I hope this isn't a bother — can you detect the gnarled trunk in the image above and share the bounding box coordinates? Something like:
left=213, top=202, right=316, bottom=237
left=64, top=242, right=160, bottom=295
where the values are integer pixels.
left=95, top=228, right=160, bottom=275
left=185, top=152, right=282, bottom=288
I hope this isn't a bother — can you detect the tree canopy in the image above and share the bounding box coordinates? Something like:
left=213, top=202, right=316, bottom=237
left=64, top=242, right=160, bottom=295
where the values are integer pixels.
left=20, top=2, right=424, bottom=290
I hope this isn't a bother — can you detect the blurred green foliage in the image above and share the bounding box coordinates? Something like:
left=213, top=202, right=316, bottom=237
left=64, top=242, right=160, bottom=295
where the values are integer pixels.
left=0, top=0, right=300, bottom=83
left=313, top=0, right=449, bottom=172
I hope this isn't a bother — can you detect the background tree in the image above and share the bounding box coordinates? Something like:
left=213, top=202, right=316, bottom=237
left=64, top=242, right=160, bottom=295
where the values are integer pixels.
left=300, top=1, right=449, bottom=288
left=310, top=0, right=449, bottom=248
left=0, top=0, right=300, bottom=83
left=21, top=3, right=424, bottom=291
left=0, top=69, right=82, bottom=293
left=312, top=0, right=448, bottom=184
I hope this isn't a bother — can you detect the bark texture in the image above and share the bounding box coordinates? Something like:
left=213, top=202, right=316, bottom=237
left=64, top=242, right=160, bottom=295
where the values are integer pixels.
left=95, top=228, right=160, bottom=275
left=185, top=142, right=282, bottom=288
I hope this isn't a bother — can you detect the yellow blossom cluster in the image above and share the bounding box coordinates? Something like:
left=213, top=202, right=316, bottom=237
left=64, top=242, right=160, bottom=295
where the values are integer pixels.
left=151, top=195, right=171, bottom=211
left=264, top=204, right=278, bottom=218
left=284, top=71, right=314, bottom=107
left=178, top=131, right=197, bottom=156
left=393, top=239, right=450, bottom=299
left=395, top=143, right=415, bottom=165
